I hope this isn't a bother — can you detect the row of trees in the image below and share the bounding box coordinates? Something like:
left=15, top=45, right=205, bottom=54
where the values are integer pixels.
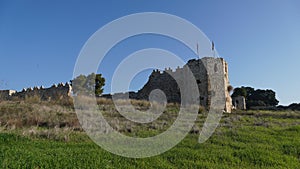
left=232, top=86, right=279, bottom=108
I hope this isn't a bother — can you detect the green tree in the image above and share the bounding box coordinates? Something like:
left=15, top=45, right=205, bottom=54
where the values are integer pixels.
left=244, top=87, right=255, bottom=97
left=95, top=74, right=105, bottom=95
left=231, top=87, right=247, bottom=98
left=71, top=73, right=105, bottom=96
left=248, top=89, right=279, bottom=107
left=231, top=86, right=279, bottom=109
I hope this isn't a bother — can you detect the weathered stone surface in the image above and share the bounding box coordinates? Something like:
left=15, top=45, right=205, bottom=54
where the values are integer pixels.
left=232, top=96, right=246, bottom=110
left=0, top=83, right=72, bottom=101
left=0, top=57, right=232, bottom=113
left=104, top=57, right=233, bottom=113
left=0, top=90, right=16, bottom=100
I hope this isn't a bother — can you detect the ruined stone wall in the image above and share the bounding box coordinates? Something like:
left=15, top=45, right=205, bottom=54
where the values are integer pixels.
left=135, top=58, right=209, bottom=107
left=222, top=58, right=233, bottom=112
left=136, top=69, right=181, bottom=103
left=0, top=90, right=16, bottom=101
left=232, top=96, right=246, bottom=110
left=108, top=57, right=232, bottom=112
left=0, top=82, right=72, bottom=101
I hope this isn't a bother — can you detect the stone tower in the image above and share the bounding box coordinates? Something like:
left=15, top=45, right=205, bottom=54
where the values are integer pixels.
left=135, top=57, right=232, bottom=112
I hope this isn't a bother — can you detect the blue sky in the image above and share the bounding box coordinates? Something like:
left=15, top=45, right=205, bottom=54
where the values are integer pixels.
left=0, top=0, right=299, bottom=105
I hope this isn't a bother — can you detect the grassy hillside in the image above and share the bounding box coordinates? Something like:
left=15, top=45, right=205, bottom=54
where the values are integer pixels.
left=0, top=99, right=300, bottom=168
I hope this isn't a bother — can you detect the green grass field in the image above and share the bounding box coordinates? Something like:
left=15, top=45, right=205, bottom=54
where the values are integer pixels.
left=1, top=101, right=300, bottom=168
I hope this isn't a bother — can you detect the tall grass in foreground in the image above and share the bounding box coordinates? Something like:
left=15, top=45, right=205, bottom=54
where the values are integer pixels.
left=1, top=123, right=300, bottom=168
left=1, top=99, right=300, bottom=168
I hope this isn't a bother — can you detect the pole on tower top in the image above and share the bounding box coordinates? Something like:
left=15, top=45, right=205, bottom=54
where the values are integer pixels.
left=196, top=43, right=199, bottom=56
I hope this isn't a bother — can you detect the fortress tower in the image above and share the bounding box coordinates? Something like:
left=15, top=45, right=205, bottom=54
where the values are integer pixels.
left=134, top=57, right=232, bottom=112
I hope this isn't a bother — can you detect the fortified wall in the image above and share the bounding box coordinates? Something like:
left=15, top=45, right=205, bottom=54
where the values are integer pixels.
left=103, top=57, right=233, bottom=113
left=1, top=57, right=232, bottom=112
left=0, top=82, right=72, bottom=101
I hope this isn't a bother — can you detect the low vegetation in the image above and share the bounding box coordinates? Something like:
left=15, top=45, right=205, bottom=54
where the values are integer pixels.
left=1, top=98, right=300, bottom=168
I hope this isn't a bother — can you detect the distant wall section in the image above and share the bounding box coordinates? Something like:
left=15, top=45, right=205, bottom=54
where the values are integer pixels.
left=0, top=82, right=72, bottom=101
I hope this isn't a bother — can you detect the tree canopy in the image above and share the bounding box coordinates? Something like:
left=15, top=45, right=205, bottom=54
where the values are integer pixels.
left=71, top=73, right=105, bottom=96
left=232, top=86, right=279, bottom=108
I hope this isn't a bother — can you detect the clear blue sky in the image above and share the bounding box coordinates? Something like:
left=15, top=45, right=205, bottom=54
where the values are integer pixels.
left=0, top=0, right=299, bottom=105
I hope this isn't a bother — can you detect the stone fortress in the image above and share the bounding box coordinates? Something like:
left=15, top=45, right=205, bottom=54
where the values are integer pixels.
left=0, top=57, right=234, bottom=112
left=103, top=57, right=233, bottom=113
left=0, top=82, right=72, bottom=101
